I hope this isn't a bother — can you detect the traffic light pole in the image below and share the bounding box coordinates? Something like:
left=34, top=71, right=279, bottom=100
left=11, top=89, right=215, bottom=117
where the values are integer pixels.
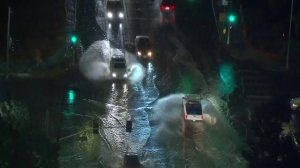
left=227, top=25, right=231, bottom=45
left=286, top=0, right=294, bottom=70
left=6, top=7, right=11, bottom=79
left=74, top=0, right=77, bottom=29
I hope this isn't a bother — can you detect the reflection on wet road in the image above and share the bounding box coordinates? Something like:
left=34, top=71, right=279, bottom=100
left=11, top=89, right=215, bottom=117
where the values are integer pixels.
left=128, top=63, right=159, bottom=154
left=101, top=62, right=165, bottom=167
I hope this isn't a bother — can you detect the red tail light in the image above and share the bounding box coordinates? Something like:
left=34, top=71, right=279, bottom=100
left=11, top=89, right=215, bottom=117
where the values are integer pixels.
left=160, top=4, right=165, bottom=11
left=170, top=5, right=175, bottom=11
left=160, top=4, right=175, bottom=12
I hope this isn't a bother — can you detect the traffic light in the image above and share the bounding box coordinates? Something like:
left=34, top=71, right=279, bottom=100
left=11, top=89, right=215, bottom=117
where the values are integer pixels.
left=228, top=13, right=236, bottom=23
left=67, top=89, right=76, bottom=104
left=70, top=34, right=78, bottom=44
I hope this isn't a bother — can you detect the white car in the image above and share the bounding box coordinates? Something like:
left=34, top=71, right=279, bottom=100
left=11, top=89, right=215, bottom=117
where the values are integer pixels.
left=290, top=97, right=300, bottom=110
left=182, top=94, right=203, bottom=121
left=110, top=56, right=128, bottom=79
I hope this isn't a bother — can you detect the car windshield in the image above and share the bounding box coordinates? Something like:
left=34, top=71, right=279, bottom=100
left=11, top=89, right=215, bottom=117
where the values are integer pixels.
left=113, top=57, right=125, bottom=61
left=137, top=38, right=151, bottom=49
left=186, top=102, right=202, bottom=115
left=113, top=62, right=126, bottom=68
left=107, top=1, right=122, bottom=10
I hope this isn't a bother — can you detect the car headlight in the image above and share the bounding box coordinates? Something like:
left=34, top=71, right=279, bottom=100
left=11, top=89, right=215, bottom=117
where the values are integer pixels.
left=147, top=51, right=152, bottom=57
left=137, top=51, right=141, bottom=56
left=107, top=12, right=113, bottom=18
left=123, top=73, right=128, bottom=78
left=112, top=72, right=116, bottom=78
left=292, top=103, right=298, bottom=109
left=119, top=12, right=124, bottom=18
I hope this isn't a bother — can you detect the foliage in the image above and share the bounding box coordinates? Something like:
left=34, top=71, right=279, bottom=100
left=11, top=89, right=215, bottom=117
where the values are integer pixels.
left=0, top=101, right=29, bottom=131
left=281, top=121, right=295, bottom=138
left=244, top=97, right=300, bottom=168
left=0, top=100, right=59, bottom=168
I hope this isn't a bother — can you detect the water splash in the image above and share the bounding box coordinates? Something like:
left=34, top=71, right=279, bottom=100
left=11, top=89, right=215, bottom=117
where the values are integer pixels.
left=128, top=63, right=146, bottom=84
left=152, top=94, right=185, bottom=148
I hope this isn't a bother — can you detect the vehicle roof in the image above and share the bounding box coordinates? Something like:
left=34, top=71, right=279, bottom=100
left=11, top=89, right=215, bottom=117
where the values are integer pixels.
left=112, top=55, right=125, bottom=59
left=107, top=0, right=122, bottom=2
left=111, top=57, right=126, bottom=62
left=291, top=97, right=300, bottom=104
left=107, top=0, right=122, bottom=9
left=135, top=35, right=150, bottom=39
left=183, top=94, right=201, bottom=101
left=186, top=100, right=201, bottom=104
left=161, top=0, right=175, bottom=5
left=136, top=37, right=151, bottom=48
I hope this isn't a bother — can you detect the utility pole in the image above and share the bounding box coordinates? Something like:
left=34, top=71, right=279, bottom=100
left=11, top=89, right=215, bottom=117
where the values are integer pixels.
left=74, top=0, right=77, bottom=29
left=286, top=0, right=294, bottom=70
left=227, top=25, right=231, bottom=45
left=6, top=6, right=11, bottom=79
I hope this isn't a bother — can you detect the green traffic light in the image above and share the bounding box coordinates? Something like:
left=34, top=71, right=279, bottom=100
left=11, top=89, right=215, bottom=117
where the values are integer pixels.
left=70, top=35, right=78, bottom=44
left=67, top=89, right=75, bottom=104
left=228, top=14, right=236, bottom=23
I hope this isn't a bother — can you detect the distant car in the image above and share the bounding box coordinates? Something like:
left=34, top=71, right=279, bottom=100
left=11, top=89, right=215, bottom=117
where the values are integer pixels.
left=106, top=0, right=124, bottom=26
left=135, top=36, right=153, bottom=59
left=182, top=94, right=203, bottom=121
left=110, top=55, right=128, bottom=79
left=123, top=153, right=141, bottom=168
left=160, top=0, right=175, bottom=24
left=291, top=97, right=300, bottom=110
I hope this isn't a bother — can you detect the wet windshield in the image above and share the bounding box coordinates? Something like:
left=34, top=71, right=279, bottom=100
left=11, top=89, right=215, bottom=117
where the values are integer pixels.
left=107, top=1, right=122, bottom=10
left=137, top=38, right=151, bottom=49
left=186, top=102, right=202, bottom=115
left=114, top=62, right=126, bottom=68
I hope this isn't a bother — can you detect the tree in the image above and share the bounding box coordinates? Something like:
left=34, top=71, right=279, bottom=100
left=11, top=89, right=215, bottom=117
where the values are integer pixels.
left=0, top=100, right=59, bottom=168
left=244, top=97, right=300, bottom=168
